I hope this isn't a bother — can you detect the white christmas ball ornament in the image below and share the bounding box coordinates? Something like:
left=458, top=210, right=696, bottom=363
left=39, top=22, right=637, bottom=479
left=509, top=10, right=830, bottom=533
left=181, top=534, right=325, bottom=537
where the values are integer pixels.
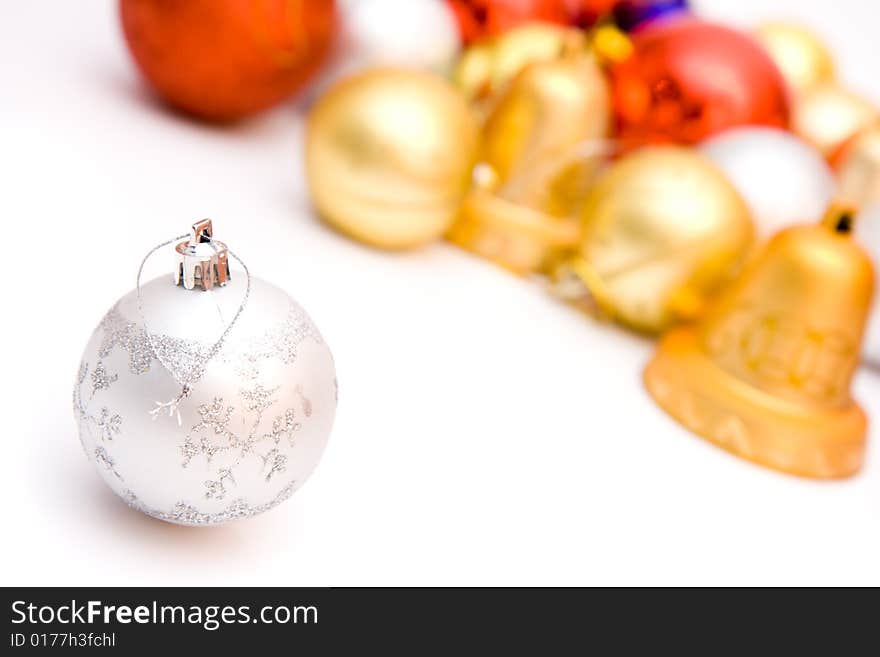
left=856, top=205, right=880, bottom=368
left=700, top=127, right=836, bottom=239
left=325, top=0, right=460, bottom=82
left=73, top=222, right=336, bottom=525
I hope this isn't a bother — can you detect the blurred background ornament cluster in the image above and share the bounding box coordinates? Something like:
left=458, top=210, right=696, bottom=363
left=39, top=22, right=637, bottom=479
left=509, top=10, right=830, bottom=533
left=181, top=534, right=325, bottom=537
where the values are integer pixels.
left=117, top=0, right=880, bottom=480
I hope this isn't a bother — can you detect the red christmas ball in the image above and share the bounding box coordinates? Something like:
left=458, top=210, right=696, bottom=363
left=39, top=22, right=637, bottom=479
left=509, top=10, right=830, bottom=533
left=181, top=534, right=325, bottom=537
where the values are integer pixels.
left=565, top=1, right=618, bottom=29
left=447, top=0, right=571, bottom=43
left=120, top=0, right=337, bottom=121
left=610, top=18, right=791, bottom=149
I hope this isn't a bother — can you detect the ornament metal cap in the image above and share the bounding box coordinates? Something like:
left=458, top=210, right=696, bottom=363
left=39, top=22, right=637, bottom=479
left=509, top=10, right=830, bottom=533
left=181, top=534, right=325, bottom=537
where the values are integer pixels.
left=644, top=204, right=875, bottom=479
left=174, top=219, right=230, bottom=291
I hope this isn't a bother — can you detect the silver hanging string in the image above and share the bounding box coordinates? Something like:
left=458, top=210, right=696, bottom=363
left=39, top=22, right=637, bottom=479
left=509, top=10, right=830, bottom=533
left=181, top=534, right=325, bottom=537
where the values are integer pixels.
left=136, top=232, right=252, bottom=424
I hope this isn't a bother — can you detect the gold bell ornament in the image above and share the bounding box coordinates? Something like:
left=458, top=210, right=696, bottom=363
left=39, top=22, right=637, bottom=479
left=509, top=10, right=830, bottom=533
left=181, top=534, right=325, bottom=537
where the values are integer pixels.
left=793, top=82, right=879, bottom=159
left=447, top=43, right=611, bottom=274
left=306, top=68, right=480, bottom=250
left=755, top=23, right=835, bottom=98
left=552, top=146, right=754, bottom=333
left=644, top=205, right=875, bottom=479
left=452, top=22, right=581, bottom=118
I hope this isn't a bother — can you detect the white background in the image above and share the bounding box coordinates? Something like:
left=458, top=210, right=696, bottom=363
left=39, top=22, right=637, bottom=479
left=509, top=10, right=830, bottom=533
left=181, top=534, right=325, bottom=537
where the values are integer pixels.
left=2, top=0, right=879, bottom=586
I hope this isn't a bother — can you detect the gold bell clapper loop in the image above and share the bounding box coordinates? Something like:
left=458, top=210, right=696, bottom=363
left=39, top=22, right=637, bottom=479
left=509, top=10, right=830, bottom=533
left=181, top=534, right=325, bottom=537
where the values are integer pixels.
left=644, top=204, right=876, bottom=479
left=447, top=47, right=611, bottom=275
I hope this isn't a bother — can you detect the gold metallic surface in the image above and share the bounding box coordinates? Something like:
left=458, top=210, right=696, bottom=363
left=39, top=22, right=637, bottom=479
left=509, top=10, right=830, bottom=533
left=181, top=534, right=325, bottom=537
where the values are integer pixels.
left=590, top=24, right=634, bottom=67
left=556, top=146, right=754, bottom=333
left=448, top=188, right=582, bottom=274
left=447, top=53, right=610, bottom=273
left=645, top=205, right=875, bottom=479
left=306, top=68, right=480, bottom=249
left=452, top=23, right=584, bottom=116
left=755, top=22, right=834, bottom=97
left=836, top=126, right=880, bottom=209
left=793, top=82, right=879, bottom=159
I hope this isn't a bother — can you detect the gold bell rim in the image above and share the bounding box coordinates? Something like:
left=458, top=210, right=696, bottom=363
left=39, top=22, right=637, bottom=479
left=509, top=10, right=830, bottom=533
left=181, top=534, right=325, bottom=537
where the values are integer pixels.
left=446, top=188, right=582, bottom=274
left=644, top=328, right=866, bottom=480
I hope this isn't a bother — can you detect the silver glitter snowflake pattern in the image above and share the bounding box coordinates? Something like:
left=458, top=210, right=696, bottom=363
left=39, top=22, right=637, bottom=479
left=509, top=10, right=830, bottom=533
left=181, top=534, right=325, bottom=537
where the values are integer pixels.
left=98, top=307, right=155, bottom=375
left=181, top=383, right=311, bottom=500
left=96, top=407, right=123, bottom=442
left=204, top=468, right=235, bottom=501
left=90, top=362, right=118, bottom=397
left=232, top=304, right=324, bottom=380
left=261, top=448, right=288, bottom=483
left=122, top=480, right=298, bottom=525
left=73, top=361, right=125, bottom=459
left=98, top=305, right=211, bottom=385
left=97, top=301, right=323, bottom=388
left=94, top=446, right=123, bottom=480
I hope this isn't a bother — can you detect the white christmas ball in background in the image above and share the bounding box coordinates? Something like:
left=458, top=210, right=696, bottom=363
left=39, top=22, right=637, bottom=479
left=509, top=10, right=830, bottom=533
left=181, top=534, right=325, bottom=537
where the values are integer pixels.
left=700, top=127, right=836, bottom=239
left=73, top=265, right=337, bottom=525
left=856, top=205, right=880, bottom=368
left=319, top=0, right=460, bottom=87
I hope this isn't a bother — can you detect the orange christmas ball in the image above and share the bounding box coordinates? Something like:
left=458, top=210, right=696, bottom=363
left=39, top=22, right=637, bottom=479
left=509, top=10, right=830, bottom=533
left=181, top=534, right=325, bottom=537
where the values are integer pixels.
left=120, top=0, right=337, bottom=121
left=610, top=18, right=790, bottom=149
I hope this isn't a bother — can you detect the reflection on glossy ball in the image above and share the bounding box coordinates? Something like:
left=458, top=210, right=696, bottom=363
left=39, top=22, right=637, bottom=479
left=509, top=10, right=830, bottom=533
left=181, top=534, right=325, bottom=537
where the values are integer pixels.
left=561, top=146, right=754, bottom=333
left=610, top=19, right=790, bottom=149
left=755, top=22, right=834, bottom=97
left=306, top=68, right=480, bottom=249
left=794, top=82, right=879, bottom=159
left=700, top=127, right=835, bottom=238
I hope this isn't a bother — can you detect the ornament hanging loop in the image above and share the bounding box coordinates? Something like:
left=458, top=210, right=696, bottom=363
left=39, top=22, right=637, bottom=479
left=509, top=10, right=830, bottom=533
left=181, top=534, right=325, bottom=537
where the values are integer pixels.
left=136, top=220, right=252, bottom=421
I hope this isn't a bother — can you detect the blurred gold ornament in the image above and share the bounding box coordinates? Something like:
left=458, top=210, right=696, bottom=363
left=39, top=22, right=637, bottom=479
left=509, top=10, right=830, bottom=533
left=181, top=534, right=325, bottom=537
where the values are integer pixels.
left=836, top=126, right=880, bottom=209
left=755, top=22, right=834, bottom=97
left=553, top=146, right=754, bottom=333
left=645, top=205, right=875, bottom=479
left=793, top=82, right=879, bottom=159
left=590, top=24, right=634, bottom=67
left=452, top=23, right=586, bottom=116
left=306, top=68, right=480, bottom=249
left=449, top=186, right=583, bottom=274
left=447, top=52, right=611, bottom=273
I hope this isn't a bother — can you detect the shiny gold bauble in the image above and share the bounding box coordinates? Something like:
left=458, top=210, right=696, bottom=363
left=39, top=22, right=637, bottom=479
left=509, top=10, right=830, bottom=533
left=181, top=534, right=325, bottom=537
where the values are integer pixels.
left=448, top=52, right=610, bottom=274
left=554, top=146, right=754, bottom=333
left=645, top=205, right=875, bottom=479
left=755, top=22, right=834, bottom=97
left=452, top=23, right=583, bottom=115
left=836, top=126, right=880, bottom=209
left=306, top=68, right=480, bottom=249
left=793, top=82, right=879, bottom=159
